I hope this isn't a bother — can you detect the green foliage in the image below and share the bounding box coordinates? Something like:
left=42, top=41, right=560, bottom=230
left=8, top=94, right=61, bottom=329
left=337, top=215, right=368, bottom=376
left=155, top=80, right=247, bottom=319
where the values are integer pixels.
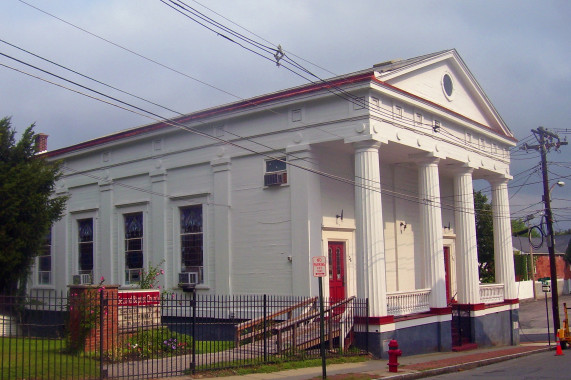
left=474, top=191, right=495, bottom=283
left=1, top=337, right=100, bottom=379
left=102, top=327, right=234, bottom=362
left=139, top=260, right=165, bottom=289
left=511, top=218, right=540, bottom=238
left=0, top=117, right=67, bottom=294
left=513, top=252, right=532, bottom=281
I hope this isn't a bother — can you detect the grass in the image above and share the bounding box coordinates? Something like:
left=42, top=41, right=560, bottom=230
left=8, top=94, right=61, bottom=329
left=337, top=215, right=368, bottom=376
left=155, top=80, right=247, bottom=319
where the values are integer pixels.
left=1, top=334, right=233, bottom=380
left=0, top=337, right=99, bottom=380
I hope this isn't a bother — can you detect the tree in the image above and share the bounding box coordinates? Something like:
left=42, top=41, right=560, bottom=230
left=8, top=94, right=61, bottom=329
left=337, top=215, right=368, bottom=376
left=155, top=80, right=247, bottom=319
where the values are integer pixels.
left=511, top=218, right=541, bottom=238
left=474, top=191, right=495, bottom=283
left=0, top=117, right=67, bottom=295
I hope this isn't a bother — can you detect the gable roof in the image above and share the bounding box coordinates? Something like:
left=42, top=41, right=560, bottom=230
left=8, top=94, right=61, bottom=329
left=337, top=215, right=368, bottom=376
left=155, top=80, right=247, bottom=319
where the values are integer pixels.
left=47, top=49, right=514, bottom=158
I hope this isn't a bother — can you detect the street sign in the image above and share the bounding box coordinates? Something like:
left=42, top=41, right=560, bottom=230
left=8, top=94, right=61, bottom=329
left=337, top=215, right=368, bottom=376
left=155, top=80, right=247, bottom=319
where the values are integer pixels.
left=312, top=256, right=327, bottom=277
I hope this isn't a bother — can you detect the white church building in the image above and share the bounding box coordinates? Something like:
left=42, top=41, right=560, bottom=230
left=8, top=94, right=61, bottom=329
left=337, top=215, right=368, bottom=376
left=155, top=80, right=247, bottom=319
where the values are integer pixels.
left=32, top=49, right=518, bottom=355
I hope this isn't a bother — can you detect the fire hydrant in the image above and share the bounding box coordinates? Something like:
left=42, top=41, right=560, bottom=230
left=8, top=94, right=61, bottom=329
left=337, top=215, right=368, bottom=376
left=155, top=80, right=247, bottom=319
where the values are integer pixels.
left=387, top=339, right=402, bottom=373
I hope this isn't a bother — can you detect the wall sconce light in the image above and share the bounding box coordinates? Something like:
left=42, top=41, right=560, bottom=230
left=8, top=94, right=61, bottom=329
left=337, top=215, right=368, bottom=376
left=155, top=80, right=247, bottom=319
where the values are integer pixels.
left=400, top=221, right=407, bottom=233
left=287, top=255, right=292, bottom=262
left=336, top=209, right=344, bottom=222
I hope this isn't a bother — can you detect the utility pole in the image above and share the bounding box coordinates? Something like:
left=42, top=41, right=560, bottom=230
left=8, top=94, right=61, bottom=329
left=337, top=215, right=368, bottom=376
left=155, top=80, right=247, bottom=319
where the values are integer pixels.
left=523, top=127, right=568, bottom=337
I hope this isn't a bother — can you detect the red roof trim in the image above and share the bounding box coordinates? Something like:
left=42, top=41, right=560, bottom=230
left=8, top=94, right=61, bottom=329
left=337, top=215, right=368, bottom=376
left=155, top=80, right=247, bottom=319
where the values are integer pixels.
left=47, top=73, right=375, bottom=157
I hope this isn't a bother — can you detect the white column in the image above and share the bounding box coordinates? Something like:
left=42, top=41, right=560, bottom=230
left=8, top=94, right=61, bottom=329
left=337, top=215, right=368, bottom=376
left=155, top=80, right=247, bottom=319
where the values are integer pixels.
left=287, top=145, right=322, bottom=296
left=453, top=167, right=481, bottom=304
left=211, top=157, right=232, bottom=294
left=491, top=177, right=516, bottom=300
left=417, top=156, right=447, bottom=309
left=354, top=140, right=387, bottom=316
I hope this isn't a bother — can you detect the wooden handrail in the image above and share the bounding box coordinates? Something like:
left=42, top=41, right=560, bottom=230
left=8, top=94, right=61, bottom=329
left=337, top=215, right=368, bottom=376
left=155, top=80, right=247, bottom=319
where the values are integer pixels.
left=235, top=296, right=318, bottom=345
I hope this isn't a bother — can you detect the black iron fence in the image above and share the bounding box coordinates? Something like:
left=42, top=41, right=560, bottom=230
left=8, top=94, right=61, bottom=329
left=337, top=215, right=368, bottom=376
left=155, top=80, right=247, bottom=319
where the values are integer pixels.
left=0, top=291, right=369, bottom=379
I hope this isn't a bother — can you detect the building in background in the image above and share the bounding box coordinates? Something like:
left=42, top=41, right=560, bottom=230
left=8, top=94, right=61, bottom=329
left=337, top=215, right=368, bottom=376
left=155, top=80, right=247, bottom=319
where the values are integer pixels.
left=30, top=49, right=518, bottom=356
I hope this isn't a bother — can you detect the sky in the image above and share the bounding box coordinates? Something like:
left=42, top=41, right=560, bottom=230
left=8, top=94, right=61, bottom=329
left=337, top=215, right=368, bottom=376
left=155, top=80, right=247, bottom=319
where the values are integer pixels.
left=1, top=0, right=570, bottom=230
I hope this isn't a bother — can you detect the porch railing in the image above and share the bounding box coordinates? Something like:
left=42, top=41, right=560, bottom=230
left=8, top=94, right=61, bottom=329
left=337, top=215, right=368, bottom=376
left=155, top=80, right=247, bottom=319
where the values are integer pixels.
left=387, top=288, right=431, bottom=316
left=479, top=283, right=504, bottom=304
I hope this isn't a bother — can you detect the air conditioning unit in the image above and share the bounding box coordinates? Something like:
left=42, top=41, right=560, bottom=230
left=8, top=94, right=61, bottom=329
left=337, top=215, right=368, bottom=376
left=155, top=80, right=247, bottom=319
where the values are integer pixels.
left=264, top=172, right=287, bottom=186
left=72, top=274, right=93, bottom=285
left=179, top=272, right=198, bottom=286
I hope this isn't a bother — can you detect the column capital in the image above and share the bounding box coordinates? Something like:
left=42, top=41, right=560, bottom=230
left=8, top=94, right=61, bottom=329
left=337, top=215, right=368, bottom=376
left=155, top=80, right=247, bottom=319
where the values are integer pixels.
left=345, top=134, right=386, bottom=148
left=410, top=152, right=442, bottom=166
left=286, top=144, right=312, bottom=160
left=211, top=157, right=232, bottom=172
left=449, top=164, right=475, bottom=176
left=351, top=139, right=382, bottom=152
left=487, top=174, right=513, bottom=186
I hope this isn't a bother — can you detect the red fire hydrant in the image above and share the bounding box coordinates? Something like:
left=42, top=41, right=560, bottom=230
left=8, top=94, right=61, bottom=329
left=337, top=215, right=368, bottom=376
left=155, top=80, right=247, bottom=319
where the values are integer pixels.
left=387, top=339, right=402, bottom=373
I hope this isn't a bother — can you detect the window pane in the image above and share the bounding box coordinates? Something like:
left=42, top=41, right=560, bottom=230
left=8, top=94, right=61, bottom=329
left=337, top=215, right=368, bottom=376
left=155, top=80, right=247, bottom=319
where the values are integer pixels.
left=181, top=206, right=202, bottom=233
left=79, top=243, right=94, bottom=271
left=78, top=219, right=93, bottom=242
left=39, top=256, right=51, bottom=271
left=266, top=159, right=286, bottom=173
left=125, top=213, right=143, bottom=238
left=126, top=251, right=143, bottom=269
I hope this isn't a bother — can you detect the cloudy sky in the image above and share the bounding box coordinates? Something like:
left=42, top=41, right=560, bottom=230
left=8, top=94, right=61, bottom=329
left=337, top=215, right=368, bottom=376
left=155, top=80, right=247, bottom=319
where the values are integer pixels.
left=1, top=0, right=570, bottom=229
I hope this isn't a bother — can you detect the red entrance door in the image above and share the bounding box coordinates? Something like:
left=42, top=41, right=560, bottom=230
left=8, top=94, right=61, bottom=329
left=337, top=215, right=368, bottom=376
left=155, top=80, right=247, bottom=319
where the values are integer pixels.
left=328, top=242, right=346, bottom=302
left=443, top=246, right=452, bottom=304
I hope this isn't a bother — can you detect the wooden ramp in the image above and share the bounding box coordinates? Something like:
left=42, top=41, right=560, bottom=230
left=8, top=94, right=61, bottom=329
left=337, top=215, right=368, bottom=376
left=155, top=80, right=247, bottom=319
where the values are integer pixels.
left=236, top=296, right=356, bottom=355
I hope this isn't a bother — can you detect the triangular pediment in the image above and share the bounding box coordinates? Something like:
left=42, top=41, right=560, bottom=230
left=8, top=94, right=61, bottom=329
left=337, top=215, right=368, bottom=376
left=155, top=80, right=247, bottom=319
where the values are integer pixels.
left=374, top=49, right=513, bottom=139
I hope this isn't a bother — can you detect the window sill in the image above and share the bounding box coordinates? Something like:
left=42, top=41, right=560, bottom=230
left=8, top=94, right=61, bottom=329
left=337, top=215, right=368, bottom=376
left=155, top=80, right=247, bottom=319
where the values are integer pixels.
left=30, top=285, right=55, bottom=290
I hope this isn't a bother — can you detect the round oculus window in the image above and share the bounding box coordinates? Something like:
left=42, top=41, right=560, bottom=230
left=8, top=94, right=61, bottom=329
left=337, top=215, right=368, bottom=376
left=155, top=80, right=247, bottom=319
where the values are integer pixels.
left=443, top=74, right=453, bottom=97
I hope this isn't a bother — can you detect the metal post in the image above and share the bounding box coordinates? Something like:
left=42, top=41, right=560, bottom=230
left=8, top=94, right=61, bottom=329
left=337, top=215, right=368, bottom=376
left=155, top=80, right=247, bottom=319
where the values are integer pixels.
left=191, top=289, right=196, bottom=374
left=99, top=289, right=104, bottom=380
left=546, top=291, right=551, bottom=346
left=263, top=294, right=267, bottom=362
left=319, top=277, right=326, bottom=379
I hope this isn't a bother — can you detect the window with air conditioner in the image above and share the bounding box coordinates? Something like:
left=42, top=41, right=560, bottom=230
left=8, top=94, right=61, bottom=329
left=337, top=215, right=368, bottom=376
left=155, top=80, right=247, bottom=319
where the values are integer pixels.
left=264, top=158, right=287, bottom=186
left=124, top=212, right=143, bottom=285
left=180, top=205, right=203, bottom=285
left=78, top=218, right=94, bottom=283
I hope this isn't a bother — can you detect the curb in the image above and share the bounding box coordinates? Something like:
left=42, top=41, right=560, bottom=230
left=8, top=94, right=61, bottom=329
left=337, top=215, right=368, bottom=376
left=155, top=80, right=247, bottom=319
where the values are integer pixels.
left=381, top=346, right=552, bottom=379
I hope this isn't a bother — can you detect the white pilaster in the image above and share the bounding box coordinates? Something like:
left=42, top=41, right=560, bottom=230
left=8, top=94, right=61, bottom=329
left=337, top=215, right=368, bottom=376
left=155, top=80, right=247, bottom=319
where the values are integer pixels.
left=453, top=167, right=481, bottom=304
left=211, top=157, right=232, bottom=294
left=417, top=156, right=447, bottom=309
left=354, top=140, right=387, bottom=316
left=287, top=144, right=322, bottom=296
left=150, top=168, right=168, bottom=288
left=491, top=177, right=516, bottom=300
left=98, top=180, right=114, bottom=283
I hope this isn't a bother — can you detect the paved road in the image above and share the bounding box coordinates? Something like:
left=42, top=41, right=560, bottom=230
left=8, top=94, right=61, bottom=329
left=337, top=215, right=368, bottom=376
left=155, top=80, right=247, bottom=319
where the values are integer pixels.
left=425, top=350, right=566, bottom=379
left=519, top=292, right=571, bottom=344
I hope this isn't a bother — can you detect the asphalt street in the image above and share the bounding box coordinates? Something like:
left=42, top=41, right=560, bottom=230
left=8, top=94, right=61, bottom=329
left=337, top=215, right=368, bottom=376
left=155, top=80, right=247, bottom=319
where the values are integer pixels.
left=425, top=350, right=566, bottom=379
left=519, top=292, right=571, bottom=344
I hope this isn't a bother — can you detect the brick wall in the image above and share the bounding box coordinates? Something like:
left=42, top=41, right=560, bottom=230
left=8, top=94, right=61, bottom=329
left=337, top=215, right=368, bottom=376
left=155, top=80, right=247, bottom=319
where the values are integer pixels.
left=68, top=285, right=119, bottom=352
left=534, top=255, right=567, bottom=280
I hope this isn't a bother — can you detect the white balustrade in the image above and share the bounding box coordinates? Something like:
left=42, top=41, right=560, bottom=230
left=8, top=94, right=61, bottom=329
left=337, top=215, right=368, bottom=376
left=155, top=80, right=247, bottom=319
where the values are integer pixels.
left=479, top=283, right=504, bottom=304
left=386, top=289, right=431, bottom=316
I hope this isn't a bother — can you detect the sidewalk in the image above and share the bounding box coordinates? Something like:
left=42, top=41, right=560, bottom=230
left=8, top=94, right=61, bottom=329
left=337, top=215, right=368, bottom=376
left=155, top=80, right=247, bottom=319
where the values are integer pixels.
left=158, top=343, right=553, bottom=380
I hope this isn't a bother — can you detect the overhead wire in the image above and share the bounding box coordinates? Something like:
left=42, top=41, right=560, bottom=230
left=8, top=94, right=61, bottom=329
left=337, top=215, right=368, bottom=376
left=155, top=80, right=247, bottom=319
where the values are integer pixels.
left=8, top=1, right=521, bottom=219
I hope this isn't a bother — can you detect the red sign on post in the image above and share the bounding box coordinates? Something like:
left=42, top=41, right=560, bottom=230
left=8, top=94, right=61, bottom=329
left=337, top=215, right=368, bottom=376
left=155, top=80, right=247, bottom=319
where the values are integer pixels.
left=313, top=256, right=327, bottom=277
